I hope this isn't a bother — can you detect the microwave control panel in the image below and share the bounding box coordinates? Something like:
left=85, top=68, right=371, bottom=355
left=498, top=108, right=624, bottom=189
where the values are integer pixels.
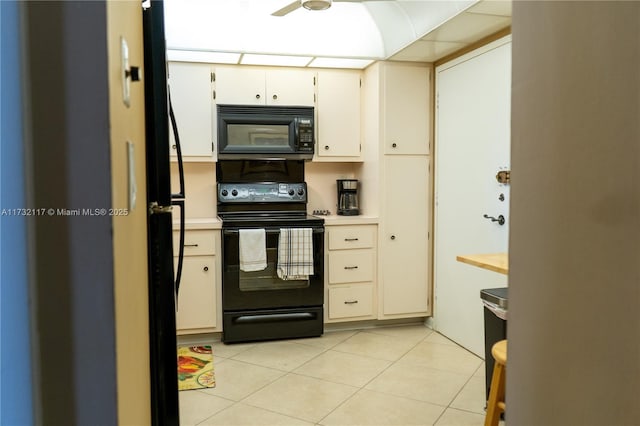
left=296, top=118, right=314, bottom=152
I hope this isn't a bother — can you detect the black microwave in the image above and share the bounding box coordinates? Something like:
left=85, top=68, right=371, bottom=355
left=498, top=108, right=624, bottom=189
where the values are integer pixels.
left=217, top=105, right=314, bottom=160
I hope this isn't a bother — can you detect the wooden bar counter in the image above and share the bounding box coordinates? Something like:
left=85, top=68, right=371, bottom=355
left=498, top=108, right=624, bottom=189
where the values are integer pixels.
left=456, top=253, right=508, bottom=275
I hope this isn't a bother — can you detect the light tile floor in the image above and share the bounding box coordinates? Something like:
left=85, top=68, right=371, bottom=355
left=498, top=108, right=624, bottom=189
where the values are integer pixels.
left=178, top=325, right=498, bottom=426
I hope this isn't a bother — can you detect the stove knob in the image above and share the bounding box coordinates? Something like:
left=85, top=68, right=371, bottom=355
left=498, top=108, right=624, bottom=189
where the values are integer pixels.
left=231, top=189, right=238, bottom=197
left=288, top=189, right=295, bottom=196
left=297, top=188, right=304, bottom=196
left=221, top=189, right=228, bottom=197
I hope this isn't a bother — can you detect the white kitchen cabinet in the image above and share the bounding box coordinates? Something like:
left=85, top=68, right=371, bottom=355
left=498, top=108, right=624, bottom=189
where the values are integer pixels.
left=167, top=62, right=215, bottom=161
left=173, top=229, right=221, bottom=334
left=325, top=224, right=377, bottom=322
left=315, top=69, right=362, bottom=161
left=214, top=66, right=315, bottom=106
left=382, top=62, right=430, bottom=155
left=380, top=156, right=430, bottom=316
left=361, top=60, right=432, bottom=320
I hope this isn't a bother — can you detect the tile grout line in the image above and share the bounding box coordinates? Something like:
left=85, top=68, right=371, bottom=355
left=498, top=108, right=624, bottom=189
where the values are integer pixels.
left=316, top=329, right=440, bottom=426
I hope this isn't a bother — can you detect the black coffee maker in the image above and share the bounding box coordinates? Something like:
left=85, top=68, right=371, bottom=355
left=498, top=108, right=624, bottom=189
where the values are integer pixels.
left=337, top=179, right=360, bottom=216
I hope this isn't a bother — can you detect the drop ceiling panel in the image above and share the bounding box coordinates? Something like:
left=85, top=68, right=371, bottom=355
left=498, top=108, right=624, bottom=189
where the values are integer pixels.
left=421, top=12, right=511, bottom=44
left=390, top=40, right=466, bottom=62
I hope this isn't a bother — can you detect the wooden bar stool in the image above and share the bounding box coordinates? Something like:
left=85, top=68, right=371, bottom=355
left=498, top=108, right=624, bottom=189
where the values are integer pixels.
left=485, top=339, right=507, bottom=426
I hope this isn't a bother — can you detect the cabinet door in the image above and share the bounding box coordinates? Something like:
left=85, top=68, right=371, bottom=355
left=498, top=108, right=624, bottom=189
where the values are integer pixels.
left=383, top=63, right=430, bottom=155
left=381, top=156, right=430, bottom=316
left=316, top=70, right=361, bottom=159
left=168, top=62, right=214, bottom=159
left=266, top=69, right=315, bottom=106
left=175, top=256, right=216, bottom=331
left=215, top=67, right=265, bottom=105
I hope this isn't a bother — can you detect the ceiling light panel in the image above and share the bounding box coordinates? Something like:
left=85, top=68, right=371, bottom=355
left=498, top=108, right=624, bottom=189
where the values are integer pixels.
left=308, top=57, right=374, bottom=69
left=166, top=50, right=241, bottom=64
left=163, top=0, right=385, bottom=59
left=241, top=54, right=313, bottom=67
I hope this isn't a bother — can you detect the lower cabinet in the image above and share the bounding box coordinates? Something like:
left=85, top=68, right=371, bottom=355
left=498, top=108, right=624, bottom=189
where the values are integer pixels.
left=173, top=229, right=221, bottom=334
left=380, top=156, right=431, bottom=318
left=325, top=224, right=377, bottom=322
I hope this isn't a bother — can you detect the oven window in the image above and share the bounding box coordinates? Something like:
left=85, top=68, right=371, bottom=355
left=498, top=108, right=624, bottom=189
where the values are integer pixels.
left=239, top=247, right=309, bottom=291
left=227, top=124, right=289, bottom=148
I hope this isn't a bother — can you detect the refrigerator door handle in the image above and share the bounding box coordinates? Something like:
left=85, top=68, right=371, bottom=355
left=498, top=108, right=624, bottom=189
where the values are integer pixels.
left=171, top=199, right=185, bottom=300
left=168, top=88, right=186, bottom=299
left=168, top=88, right=185, bottom=200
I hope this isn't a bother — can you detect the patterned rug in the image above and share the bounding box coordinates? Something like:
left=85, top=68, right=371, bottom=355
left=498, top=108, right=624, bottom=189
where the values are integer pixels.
left=177, top=345, right=216, bottom=391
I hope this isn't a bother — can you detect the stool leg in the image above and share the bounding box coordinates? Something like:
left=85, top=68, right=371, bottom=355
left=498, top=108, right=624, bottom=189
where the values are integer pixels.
left=484, top=362, right=505, bottom=426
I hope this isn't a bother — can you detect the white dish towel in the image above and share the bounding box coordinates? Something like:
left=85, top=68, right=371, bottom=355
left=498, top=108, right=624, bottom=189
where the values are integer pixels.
left=277, top=228, right=314, bottom=280
left=239, top=229, right=267, bottom=272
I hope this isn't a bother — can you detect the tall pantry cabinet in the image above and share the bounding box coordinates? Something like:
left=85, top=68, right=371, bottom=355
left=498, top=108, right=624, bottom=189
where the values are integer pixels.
left=362, top=61, right=432, bottom=319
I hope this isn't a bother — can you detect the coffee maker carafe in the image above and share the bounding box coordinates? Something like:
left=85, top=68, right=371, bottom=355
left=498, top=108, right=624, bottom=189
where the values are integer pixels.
left=337, top=179, right=360, bottom=216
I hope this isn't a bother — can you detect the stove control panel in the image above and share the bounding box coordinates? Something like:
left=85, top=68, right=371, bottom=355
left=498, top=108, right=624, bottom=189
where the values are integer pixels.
left=218, top=182, right=307, bottom=203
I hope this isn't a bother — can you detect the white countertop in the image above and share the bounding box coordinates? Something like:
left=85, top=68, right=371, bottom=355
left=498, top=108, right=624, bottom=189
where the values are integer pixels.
left=315, top=214, right=379, bottom=226
left=173, top=218, right=222, bottom=230
left=173, top=215, right=378, bottom=229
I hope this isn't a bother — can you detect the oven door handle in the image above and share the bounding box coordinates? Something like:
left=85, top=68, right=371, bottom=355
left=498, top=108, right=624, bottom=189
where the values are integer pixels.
left=223, top=228, right=324, bottom=235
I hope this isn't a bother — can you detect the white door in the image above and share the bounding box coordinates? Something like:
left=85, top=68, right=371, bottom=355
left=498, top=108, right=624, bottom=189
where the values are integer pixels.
left=434, top=37, right=511, bottom=356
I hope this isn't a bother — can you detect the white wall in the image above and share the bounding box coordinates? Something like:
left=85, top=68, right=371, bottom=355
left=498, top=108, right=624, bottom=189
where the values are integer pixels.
left=509, top=2, right=640, bottom=424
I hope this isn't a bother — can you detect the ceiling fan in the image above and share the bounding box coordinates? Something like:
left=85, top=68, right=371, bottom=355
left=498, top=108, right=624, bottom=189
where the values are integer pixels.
left=272, top=0, right=385, bottom=17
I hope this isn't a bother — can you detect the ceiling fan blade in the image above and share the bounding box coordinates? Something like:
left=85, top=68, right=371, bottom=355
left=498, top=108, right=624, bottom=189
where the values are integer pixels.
left=272, top=1, right=302, bottom=16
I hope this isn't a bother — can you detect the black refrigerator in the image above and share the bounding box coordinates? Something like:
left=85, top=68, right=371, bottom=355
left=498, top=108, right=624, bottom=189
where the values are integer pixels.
left=143, top=1, right=185, bottom=425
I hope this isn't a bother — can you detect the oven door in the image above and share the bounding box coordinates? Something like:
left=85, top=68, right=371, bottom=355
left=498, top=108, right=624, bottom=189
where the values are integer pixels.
left=222, top=226, right=324, bottom=311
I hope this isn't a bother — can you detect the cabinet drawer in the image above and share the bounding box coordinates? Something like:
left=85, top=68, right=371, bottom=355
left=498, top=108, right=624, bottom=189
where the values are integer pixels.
left=328, top=250, right=374, bottom=284
left=328, top=225, right=376, bottom=250
left=329, top=285, right=374, bottom=319
left=173, top=230, right=215, bottom=256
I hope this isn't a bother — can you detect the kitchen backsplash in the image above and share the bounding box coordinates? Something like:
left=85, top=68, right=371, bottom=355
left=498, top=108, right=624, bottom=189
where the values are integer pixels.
left=170, top=161, right=362, bottom=219
left=305, top=162, right=360, bottom=215
left=170, top=162, right=217, bottom=220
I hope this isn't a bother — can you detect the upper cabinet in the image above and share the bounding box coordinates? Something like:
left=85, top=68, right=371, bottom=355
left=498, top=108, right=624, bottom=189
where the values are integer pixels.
left=213, top=66, right=315, bottom=107
left=382, top=63, right=431, bottom=155
left=167, top=62, right=215, bottom=161
left=314, top=69, right=362, bottom=161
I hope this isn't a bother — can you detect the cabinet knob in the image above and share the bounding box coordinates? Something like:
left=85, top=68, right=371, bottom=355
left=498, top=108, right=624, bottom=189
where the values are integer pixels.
left=272, top=94, right=278, bottom=100
left=324, top=145, right=329, bottom=150
left=392, top=142, right=397, bottom=148
left=172, top=144, right=177, bottom=150
left=390, top=235, right=396, bottom=240
left=203, top=266, right=209, bottom=272
left=256, top=94, right=261, bottom=99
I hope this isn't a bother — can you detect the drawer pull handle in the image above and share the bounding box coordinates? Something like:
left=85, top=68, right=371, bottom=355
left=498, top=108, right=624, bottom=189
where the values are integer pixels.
left=344, top=300, right=359, bottom=305
left=344, top=238, right=359, bottom=242
left=185, top=243, right=199, bottom=247
left=344, top=266, right=359, bottom=270
left=203, top=266, right=209, bottom=272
